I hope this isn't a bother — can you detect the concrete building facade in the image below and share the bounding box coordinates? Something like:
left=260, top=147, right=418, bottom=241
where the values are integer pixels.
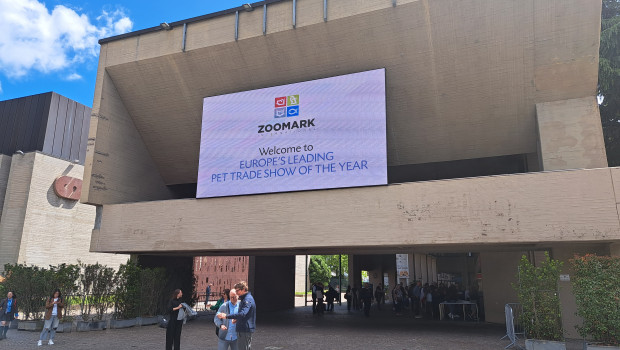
left=82, top=0, right=616, bottom=336
left=0, top=93, right=127, bottom=272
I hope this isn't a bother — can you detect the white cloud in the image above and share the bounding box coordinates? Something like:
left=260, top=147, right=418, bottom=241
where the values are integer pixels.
left=0, top=0, right=133, bottom=78
left=0, top=80, right=3, bottom=93
left=66, top=73, right=82, bottom=81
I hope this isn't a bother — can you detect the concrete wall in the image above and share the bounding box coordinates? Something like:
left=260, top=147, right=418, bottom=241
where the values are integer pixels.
left=479, top=251, right=522, bottom=324
left=0, top=153, right=34, bottom=271
left=84, top=0, right=602, bottom=203
left=537, top=97, right=607, bottom=171
left=0, top=154, right=11, bottom=222
left=0, top=152, right=127, bottom=272
left=92, top=168, right=620, bottom=254
left=82, top=68, right=173, bottom=205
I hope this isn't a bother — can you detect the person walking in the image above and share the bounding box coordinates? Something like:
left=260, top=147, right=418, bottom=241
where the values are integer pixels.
left=205, top=282, right=212, bottom=309
left=315, top=283, right=324, bottom=315
left=217, top=281, right=256, bottom=350
left=361, top=283, right=373, bottom=317
left=38, top=289, right=64, bottom=346
left=0, top=291, right=17, bottom=340
left=166, top=289, right=185, bottom=350
left=311, top=282, right=317, bottom=314
left=214, top=289, right=240, bottom=350
left=344, top=286, right=352, bottom=311
left=325, top=285, right=337, bottom=312
left=374, top=285, right=384, bottom=311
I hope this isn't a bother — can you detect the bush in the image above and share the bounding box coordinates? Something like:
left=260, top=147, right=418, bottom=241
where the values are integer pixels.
left=1, top=261, right=176, bottom=321
left=139, top=267, right=167, bottom=316
left=2, top=264, right=53, bottom=320
left=77, top=261, right=117, bottom=321
left=115, top=262, right=167, bottom=318
left=570, top=254, right=620, bottom=346
left=513, top=253, right=564, bottom=341
left=114, top=262, right=141, bottom=319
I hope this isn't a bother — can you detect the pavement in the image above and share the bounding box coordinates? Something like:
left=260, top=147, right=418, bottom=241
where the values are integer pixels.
left=0, top=302, right=529, bottom=350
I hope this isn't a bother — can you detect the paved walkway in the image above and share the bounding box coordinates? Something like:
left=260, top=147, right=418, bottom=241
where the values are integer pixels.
left=1, top=303, right=521, bottom=349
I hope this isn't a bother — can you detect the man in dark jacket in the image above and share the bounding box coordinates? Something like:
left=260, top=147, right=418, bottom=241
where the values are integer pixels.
left=217, top=281, right=256, bottom=350
left=361, top=283, right=373, bottom=317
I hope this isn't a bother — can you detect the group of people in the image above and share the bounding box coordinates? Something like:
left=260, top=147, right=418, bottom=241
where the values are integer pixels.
left=392, top=281, right=480, bottom=320
left=167, top=280, right=256, bottom=350
left=340, top=281, right=479, bottom=320
left=311, top=282, right=339, bottom=314
left=0, top=290, right=66, bottom=346
left=344, top=283, right=382, bottom=317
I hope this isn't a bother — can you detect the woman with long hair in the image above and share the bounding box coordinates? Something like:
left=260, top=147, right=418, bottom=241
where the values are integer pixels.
left=38, top=289, right=65, bottom=346
left=0, top=291, right=18, bottom=340
left=166, top=289, right=184, bottom=350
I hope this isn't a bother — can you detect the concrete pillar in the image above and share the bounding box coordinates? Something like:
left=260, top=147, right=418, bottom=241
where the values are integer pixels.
left=250, top=255, right=295, bottom=312
left=479, top=251, right=522, bottom=324
left=294, top=255, right=309, bottom=293
left=536, top=97, right=607, bottom=171
left=349, top=254, right=361, bottom=289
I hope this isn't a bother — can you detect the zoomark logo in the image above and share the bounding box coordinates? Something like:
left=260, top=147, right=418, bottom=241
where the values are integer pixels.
left=258, top=94, right=316, bottom=133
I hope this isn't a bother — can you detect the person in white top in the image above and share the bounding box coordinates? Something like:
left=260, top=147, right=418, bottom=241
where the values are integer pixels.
left=38, top=289, right=64, bottom=346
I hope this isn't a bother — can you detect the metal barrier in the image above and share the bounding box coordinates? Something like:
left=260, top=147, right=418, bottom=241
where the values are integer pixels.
left=503, top=303, right=524, bottom=349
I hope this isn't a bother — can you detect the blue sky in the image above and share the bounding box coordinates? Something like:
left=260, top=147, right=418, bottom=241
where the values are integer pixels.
left=0, top=0, right=243, bottom=107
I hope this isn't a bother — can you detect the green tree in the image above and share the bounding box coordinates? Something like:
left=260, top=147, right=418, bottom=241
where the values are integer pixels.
left=600, top=0, right=620, bottom=165
left=308, top=256, right=330, bottom=286
left=324, top=255, right=348, bottom=277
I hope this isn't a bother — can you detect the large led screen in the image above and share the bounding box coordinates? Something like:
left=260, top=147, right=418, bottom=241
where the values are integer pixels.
left=197, top=68, right=387, bottom=198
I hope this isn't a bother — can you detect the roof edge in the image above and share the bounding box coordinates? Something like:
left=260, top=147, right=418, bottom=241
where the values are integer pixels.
left=99, top=0, right=287, bottom=44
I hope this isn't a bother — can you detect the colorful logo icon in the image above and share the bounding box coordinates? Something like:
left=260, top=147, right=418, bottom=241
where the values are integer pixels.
left=273, top=95, right=300, bottom=118
left=274, top=108, right=286, bottom=118
left=275, top=97, right=287, bottom=108
left=286, top=106, right=299, bottom=117
left=287, top=95, right=299, bottom=106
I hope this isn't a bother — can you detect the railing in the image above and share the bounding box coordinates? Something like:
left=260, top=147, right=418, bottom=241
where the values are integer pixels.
left=503, top=303, right=524, bottom=349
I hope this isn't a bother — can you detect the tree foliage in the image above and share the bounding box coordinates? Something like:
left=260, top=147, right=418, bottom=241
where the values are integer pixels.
left=308, top=256, right=330, bottom=286
left=570, top=254, right=620, bottom=346
left=324, top=255, right=348, bottom=277
left=600, top=0, right=620, bottom=165
left=513, top=253, right=564, bottom=341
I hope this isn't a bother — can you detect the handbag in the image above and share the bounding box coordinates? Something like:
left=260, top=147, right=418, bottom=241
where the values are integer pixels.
left=159, top=317, right=169, bottom=328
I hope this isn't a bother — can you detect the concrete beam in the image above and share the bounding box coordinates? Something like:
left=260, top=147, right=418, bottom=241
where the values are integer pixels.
left=92, top=167, right=620, bottom=254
